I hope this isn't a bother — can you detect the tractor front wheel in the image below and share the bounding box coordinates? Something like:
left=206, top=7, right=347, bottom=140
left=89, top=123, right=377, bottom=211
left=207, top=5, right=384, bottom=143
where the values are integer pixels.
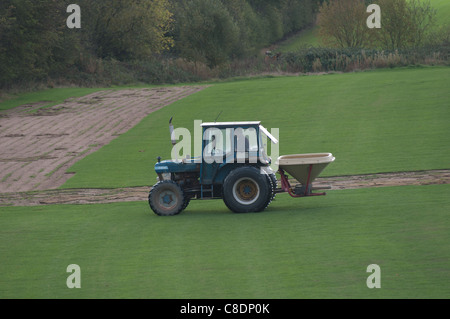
left=149, top=180, right=185, bottom=216
left=223, top=166, right=272, bottom=213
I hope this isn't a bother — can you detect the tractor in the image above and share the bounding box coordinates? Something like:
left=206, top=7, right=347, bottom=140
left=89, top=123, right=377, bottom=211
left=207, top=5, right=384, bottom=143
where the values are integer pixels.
left=148, top=120, right=335, bottom=216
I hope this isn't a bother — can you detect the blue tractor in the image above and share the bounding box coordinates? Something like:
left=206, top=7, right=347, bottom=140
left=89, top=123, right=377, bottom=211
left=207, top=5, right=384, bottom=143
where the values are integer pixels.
left=149, top=121, right=279, bottom=215
left=149, top=120, right=335, bottom=216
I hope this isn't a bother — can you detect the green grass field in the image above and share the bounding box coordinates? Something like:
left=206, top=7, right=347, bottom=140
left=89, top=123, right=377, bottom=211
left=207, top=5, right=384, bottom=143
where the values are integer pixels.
left=61, top=67, right=450, bottom=189
left=0, top=185, right=448, bottom=298
left=0, top=66, right=448, bottom=299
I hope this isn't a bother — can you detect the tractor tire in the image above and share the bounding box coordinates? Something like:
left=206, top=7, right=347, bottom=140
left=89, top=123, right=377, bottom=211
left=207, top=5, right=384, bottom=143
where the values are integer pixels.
left=149, top=180, right=185, bottom=216
left=182, top=197, right=191, bottom=211
left=268, top=172, right=277, bottom=200
left=256, top=172, right=276, bottom=212
left=223, top=166, right=272, bottom=213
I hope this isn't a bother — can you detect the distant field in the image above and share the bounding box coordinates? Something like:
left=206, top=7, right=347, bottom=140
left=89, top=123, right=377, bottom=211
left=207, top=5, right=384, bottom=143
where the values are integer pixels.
left=61, top=67, right=450, bottom=189
left=278, top=0, right=450, bottom=51
left=432, top=0, right=450, bottom=25
left=278, top=26, right=320, bottom=52
left=0, top=184, right=448, bottom=298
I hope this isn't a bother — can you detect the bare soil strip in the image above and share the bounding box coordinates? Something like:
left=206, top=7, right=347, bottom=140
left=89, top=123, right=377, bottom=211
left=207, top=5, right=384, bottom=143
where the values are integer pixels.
left=0, top=86, right=206, bottom=193
left=314, top=169, right=450, bottom=190
left=0, top=169, right=448, bottom=207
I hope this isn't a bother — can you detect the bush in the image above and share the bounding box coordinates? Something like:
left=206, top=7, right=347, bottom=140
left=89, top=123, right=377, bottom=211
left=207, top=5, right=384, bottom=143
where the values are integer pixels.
left=279, top=45, right=450, bottom=73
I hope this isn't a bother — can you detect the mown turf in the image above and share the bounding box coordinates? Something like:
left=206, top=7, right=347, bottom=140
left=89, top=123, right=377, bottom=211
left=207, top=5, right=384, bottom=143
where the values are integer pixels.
left=61, top=67, right=450, bottom=189
left=0, top=184, right=448, bottom=299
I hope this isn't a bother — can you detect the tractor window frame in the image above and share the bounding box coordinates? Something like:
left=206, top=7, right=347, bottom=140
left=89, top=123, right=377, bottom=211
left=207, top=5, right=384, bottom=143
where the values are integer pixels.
left=202, top=125, right=260, bottom=164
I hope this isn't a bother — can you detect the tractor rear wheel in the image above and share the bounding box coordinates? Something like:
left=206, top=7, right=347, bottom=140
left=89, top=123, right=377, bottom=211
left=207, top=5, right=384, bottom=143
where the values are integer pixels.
left=149, top=180, right=185, bottom=216
left=268, top=172, right=277, bottom=200
left=256, top=172, right=276, bottom=212
left=223, top=166, right=272, bottom=213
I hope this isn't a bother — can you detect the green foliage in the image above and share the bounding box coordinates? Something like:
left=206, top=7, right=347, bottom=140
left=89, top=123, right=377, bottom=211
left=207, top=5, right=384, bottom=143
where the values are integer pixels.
left=0, top=0, right=74, bottom=86
left=78, top=0, right=174, bottom=60
left=317, top=0, right=370, bottom=48
left=374, top=0, right=437, bottom=50
left=0, top=0, right=317, bottom=88
left=126, top=59, right=201, bottom=84
left=219, top=0, right=264, bottom=57
left=287, top=0, right=450, bottom=51
left=172, top=0, right=239, bottom=68
left=317, top=0, right=439, bottom=50
left=171, top=0, right=315, bottom=67
left=0, top=0, right=446, bottom=89
left=0, top=0, right=174, bottom=88
left=280, top=45, right=449, bottom=72
left=246, top=0, right=315, bottom=45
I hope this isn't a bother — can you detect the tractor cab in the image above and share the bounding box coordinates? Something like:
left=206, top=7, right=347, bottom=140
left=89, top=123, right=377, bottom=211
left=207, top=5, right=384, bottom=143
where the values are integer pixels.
left=199, top=121, right=278, bottom=185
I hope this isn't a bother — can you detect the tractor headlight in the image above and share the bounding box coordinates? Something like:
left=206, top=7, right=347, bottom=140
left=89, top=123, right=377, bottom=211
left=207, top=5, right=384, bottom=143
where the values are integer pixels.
left=162, top=173, right=171, bottom=181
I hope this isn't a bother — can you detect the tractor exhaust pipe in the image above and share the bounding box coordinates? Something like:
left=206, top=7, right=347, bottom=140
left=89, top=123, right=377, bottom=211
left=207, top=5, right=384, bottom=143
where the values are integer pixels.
left=169, top=117, right=178, bottom=162
left=169, top=117, right=176, bottom=146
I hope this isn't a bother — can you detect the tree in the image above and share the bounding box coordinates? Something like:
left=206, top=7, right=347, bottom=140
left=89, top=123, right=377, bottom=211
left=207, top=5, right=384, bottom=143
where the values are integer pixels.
left=317, top=0, right=437, bottom=50
left=317, top=0, right=371, bottom=48
left=0, top=3, right=15, bottom=83
left=280, top=0, right=314, bottom=35
left=173, top=0, right=239, bottom=68
left=0, top=0, right=71, bottom=86
left=219, top=0, right=261, bottom=57
left=79, top=0, right=174, bottom=60
left=375, top=0, right=436, bottom=50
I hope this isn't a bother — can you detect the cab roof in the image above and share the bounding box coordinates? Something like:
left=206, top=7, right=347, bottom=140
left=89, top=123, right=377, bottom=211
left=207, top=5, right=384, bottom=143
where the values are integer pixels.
left=201, top=121, right=261, bottom=127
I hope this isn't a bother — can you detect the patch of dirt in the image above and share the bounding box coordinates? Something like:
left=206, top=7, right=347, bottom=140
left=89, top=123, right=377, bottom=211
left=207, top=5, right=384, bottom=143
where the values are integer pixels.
left=0, top=187, right=149, bottom=207
left=0, top=170, right=448, bottom=207
left=0, top=86, right=207, bottom=193
left=313, top=169, right=450, bottom=190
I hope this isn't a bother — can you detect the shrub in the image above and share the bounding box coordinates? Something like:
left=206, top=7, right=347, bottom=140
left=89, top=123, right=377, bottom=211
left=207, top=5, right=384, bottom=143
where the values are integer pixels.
left=279, top=45, right=449, bottom=73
